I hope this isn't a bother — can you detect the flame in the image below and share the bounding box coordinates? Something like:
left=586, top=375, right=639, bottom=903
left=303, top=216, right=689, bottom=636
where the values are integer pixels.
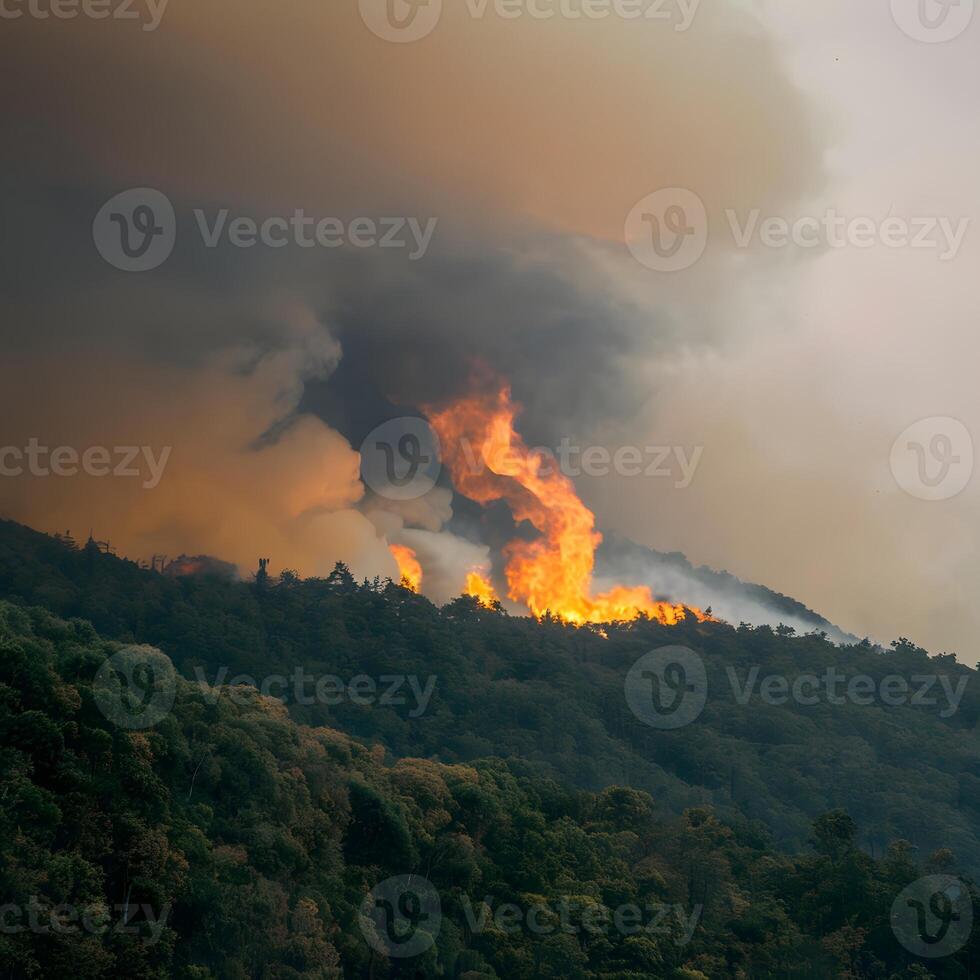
left=465, top=570, right=499, bottom=608
left=426, top=386, right=709, bottom=626
left=389, top=544, right=422, bottom=592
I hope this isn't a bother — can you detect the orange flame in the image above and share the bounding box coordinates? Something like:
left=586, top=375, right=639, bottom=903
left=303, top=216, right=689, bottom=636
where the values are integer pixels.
left=426, top=386, right=709, bottom=626
left=465, top=570, right=499, bottom=608
left=389, top=544, right=422, bottom=592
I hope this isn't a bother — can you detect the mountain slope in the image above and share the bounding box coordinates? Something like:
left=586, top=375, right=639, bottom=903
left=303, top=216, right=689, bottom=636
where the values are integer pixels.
left=2, top=598, right=978, bottom=979
left=0, top=519, right=978, bottom=877
left=598, top=533, right=859, bottom=644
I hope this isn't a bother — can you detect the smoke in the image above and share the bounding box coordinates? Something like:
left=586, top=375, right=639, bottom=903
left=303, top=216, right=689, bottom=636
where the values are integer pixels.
left=364, top=488, right=493, bottom=604
left=395, top=530, right=492, bottom=607
left=3, top=0, right=899, bottom=636
left=0, top=305, right=397, bottom=582
left=1, top=0, right=825, bottom=455
left=597, top=536, right=856, bottom=643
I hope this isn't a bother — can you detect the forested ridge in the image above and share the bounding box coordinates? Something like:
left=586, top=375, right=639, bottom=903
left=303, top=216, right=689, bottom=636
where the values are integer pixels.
left=0, top=520, right=977, bottom=865
left=1, top=520, right=979, bottom=977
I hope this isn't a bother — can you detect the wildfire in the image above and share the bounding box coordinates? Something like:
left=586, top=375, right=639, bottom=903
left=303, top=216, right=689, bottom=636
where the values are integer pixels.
left=465, top=570, right=499, bottom=608
left=425, top=386, right=709, bottom=626
left=389, top=544, right=422, bottom=593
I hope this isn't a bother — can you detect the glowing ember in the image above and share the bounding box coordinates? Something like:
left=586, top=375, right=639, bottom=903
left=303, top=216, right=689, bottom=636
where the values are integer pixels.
left=426, top=385, right=710, bottom=626
left=389, top=544, right=422, bottom=592
left=465, top=570, right=499, bottom=608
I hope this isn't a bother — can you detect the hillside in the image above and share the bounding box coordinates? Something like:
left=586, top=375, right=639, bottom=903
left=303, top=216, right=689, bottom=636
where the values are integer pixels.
left=0, top=519, right=978, bottom=877
left=2, top=598, right=978, bottom=979
left=597, top=534, right=859, bottom=644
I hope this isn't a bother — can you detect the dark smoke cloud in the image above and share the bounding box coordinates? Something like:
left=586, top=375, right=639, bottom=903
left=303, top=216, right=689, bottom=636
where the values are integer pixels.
left=302, top=239, right=661, bottom=450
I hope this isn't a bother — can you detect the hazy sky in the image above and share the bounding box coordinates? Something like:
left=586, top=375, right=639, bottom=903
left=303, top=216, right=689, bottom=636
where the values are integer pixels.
left=593, top=1, right=980, bottom=657
left=0, top=0, right=976, bottom=657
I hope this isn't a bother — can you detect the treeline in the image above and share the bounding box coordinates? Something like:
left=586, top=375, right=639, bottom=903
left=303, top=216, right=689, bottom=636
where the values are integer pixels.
left=0, top=520, right=978, bottom=873
left=1, top=600, right=978, bottom=978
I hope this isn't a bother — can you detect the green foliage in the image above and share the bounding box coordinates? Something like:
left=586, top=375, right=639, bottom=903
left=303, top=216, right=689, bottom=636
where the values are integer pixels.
left=0, top=599, right=977, bottom=978
left=1, top=520, right=978, bottom=873
left=2, top=521, right=980, bottom=977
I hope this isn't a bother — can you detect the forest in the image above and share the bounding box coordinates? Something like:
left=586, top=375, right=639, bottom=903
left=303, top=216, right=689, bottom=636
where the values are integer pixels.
left=0, top=519, right=978, bottom=977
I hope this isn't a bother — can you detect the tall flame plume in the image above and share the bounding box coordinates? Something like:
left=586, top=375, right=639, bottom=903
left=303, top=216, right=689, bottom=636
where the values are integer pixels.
left=426, top=386, right=710, bottom=626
